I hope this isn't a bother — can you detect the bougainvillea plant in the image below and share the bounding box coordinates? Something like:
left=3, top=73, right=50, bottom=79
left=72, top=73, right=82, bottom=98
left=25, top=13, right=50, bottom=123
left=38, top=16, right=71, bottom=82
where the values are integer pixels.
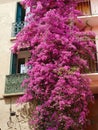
left=12, top=0, right=96, bottom=130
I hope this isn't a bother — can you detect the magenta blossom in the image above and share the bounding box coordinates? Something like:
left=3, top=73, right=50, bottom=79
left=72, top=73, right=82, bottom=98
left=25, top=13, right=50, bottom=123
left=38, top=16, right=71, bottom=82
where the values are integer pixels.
left=13, top=0, right=95, bottom=130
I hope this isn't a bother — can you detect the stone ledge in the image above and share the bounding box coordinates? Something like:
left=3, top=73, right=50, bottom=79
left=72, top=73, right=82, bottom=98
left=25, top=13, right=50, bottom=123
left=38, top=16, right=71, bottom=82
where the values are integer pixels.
left=3, top=92, right=24, bottom=97
left=10, top=37, right=16, bottom=41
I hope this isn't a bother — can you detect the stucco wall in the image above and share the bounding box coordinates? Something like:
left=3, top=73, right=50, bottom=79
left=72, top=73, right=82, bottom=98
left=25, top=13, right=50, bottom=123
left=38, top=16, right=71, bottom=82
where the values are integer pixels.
left=0, top=0, right=17, bottom=98
left=0, top=96, right=32, bottom=130
left=0, top=0, right=20, bottom=5
left=0, top=1, right=23, bottom=128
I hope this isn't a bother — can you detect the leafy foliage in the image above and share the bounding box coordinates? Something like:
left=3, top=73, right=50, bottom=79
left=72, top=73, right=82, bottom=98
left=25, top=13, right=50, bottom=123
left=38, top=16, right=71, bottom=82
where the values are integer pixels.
left=12, top=0, right=95, bottom=130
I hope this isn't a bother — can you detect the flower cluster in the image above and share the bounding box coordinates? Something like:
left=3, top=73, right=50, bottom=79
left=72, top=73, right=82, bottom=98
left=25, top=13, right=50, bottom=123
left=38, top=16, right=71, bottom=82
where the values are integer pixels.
left=13, top=0, right=95, bottom=130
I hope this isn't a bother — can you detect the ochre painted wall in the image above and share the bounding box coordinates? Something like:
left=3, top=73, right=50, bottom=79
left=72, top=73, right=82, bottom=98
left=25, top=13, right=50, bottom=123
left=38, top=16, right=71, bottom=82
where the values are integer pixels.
left=0, top=0, right=16, bottom=98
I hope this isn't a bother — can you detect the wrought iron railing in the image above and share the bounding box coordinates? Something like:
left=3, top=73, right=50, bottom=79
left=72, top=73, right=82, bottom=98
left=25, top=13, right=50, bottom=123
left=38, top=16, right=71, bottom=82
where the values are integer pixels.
left=87, top=55, right=98, bottom=73
left=11, top=21, right=25, bottom=37
left=76, top=0, right=92, bottom=16
left=4, top=73, right=28, bottom=95
left=4, top=61, right=98, bottom=95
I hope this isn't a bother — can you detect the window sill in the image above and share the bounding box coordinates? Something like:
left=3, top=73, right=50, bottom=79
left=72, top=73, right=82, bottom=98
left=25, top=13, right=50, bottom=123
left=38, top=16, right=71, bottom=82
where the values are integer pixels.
left=10, top=37, right=16, bottom=41
left=3, top=92, right=24, bottom=97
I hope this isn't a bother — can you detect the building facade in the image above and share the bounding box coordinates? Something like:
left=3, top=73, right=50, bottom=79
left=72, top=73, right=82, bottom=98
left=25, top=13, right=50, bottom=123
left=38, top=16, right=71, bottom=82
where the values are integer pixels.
left=0, top=0, right=98, bottom=129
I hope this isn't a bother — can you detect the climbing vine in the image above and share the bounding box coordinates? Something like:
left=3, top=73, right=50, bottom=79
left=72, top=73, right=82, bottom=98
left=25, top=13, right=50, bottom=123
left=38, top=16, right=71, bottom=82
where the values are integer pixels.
left=12, top=0, right=95, bottom=129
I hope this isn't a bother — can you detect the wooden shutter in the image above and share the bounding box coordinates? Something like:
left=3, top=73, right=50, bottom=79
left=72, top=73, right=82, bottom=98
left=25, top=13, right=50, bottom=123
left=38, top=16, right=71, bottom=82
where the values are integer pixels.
left=16, top=3, right=25, bottom=22
left=10, top=53, right=17, bottom=74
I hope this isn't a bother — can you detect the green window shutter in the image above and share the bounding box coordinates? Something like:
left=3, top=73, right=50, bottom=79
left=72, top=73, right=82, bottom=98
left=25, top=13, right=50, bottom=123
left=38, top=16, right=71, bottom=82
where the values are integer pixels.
left=10, top=53, right=17, bottom=74
left=16, top=3, right=25, bottom=23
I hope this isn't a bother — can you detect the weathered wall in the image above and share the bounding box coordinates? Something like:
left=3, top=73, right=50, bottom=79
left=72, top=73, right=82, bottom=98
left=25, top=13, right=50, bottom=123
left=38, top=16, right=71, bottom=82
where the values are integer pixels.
left=0, top=96, right=33, bottom=130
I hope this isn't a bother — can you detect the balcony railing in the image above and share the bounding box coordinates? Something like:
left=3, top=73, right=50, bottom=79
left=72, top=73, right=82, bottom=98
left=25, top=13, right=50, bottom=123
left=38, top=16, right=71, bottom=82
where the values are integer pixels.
left=11, top=21, right=25, bottom=37
left=82, top=53, right=98, bottom=73
left=4, top=60, right=98, bottom=96
left=4, top=73, right=28, bottom=95
left=76, top=0, right=91, bottom=16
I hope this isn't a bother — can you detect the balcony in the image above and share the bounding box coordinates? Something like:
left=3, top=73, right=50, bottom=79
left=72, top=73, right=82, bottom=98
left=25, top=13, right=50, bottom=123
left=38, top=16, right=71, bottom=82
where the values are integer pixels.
left=76, top=0, right=98, bottom=26
left=81, top=52, right=98, bottom=73
left=76, top=0, right=91, bottom=16
left=4, top=73, right=28, bottom=96
left=11, top=21, right=25, bottom=37
left=82, top=54, right=98, bottom=93
left=4, top=72, right=98, bottom=97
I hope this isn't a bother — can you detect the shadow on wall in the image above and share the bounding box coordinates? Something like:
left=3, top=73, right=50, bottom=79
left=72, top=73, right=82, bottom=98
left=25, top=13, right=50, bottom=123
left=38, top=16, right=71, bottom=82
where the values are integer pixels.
left=4, top=96, right=36, bottom=130
left=4, top=94, right=98, bottom=130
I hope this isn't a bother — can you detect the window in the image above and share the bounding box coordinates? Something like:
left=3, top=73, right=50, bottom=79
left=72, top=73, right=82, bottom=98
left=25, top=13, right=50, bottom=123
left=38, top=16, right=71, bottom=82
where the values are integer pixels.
left=17, top=58, right=26, bottom=73
left=10, top=51, right=31, bottom=74
left=12, top=3, right=26, bottom=37
left=16, top=3, right=26, bottom=23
